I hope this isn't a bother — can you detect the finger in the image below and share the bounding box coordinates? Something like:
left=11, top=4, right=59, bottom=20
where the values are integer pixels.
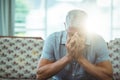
left=37, top=71, right=42, bottom=74
left=71, top=40, right=76, bottom=46
left=70, top=45, right=76, bottom=51
left=74, top=32, right=83, bottom=39
left=69, top=33, right=77, bottom=43
left=70, top=31, right=77, bottom=37
left=67, top=42, right=76, bottom=50
left=77, top=32, right=81, bottom=37
left=69, top=38, right=75, bottom=46
left=67, top=37, right=71, bottom=44
left=74, top=34, right=85, bottom=43
left=68, top=35, right=76, bottom=45
left=69, top=32, right=74, bottom=37
left=36, top=74, right=45, bottom=80
left=71, top=32, right=78, bottom=39
left=37, top=69, right=43, bottom=74
left=75, top=32, right=79, bottom=36
left=70, top=32, right=85, bottom=48
left=73, top=33, right=80, bottom=41
left=69, top=47, right=75, bottom=56
left=66, top=43, right=69, bottom=48
left=78, top=45, right=85, bottom=51
left=66, top=44, right=71, bottom=51
left=67, top=36, right=76, bottom=46
left=80, top=45, right=85, bottom=49
left=73, top=37, right=79, bottom=46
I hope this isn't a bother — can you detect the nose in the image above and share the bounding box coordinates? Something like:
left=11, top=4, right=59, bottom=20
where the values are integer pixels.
left=67, top=27, right=78, bottom=37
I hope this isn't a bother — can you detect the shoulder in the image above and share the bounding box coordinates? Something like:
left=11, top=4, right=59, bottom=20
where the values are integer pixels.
left=86, top=33, right=107, bottom=49
left=89, top=33, right=106, bottom=44
left=45, top=31, right=65, bottom=41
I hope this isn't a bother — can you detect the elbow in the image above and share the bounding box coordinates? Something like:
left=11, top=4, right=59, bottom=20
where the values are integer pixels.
left=102, top=67, right=113, bottom=80
left=101, top=72, right=113, bottom=80
left=36, top=68, right=51, bottom=80
left=36, top=72, right=47, bottom=80
left=101, top=77, right=112, bottom=80
left=100, top=75, right=113, bottom=80
left=106, top=69, right=113, bottom=79
left=107, top=72, right=113, bottom=80
left=36, top=64, right=54, bottom=80
left=36, top=74, right=45, bottom=80
left=36, top=68, right=46, bottom=80
left=108, top=72, right=113, bottom=78
left=36, top=74, right=41, bottom=80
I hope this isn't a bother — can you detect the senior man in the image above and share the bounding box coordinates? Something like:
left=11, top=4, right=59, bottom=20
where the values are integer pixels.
left=36, top=10, right=113, bottom=80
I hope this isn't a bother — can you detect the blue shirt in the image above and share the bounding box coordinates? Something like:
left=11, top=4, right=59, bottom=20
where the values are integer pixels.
left=40, top=31, right=110, bottom=80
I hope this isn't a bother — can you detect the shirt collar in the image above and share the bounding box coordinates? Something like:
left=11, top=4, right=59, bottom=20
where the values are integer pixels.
left=60, top=31, right=91, bottom=46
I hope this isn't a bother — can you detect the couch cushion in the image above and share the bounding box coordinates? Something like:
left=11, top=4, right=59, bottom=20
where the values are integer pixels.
left=0, top=78, right=36, bottom=80
left=108, top=38, right=120, bottom=80
left=0, top=37, right=43, bottom=79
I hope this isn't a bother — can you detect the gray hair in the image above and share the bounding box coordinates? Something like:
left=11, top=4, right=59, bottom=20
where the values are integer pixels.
left=65, top=9, right=87, bottom=28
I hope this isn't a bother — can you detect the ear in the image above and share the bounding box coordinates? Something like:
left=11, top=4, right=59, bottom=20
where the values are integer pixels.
left=64, top=22, right=67, bottom=31
left=64, top=22, right=65, bottom=24
left=64, top=22, right=66, bottom=27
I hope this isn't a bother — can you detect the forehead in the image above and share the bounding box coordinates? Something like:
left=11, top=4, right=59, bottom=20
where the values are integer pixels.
left=66, top=10, right=87, bottom=19
left=66, top=15, right=87, bottom=24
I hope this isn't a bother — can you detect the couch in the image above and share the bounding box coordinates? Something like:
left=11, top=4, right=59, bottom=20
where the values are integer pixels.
left=107, top=38, right=120, bottom=80
left=0, top=36, right=43, bottom=80
left=0, top=36, right=120, bottom=80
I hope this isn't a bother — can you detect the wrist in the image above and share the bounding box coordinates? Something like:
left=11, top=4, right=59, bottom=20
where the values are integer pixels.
left=64, top=54, right=73, bottom=63
left=77, top=55, right=85, bottom=64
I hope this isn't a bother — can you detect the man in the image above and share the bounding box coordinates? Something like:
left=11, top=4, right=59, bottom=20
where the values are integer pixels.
left=36, top=10, right=113, bottom=80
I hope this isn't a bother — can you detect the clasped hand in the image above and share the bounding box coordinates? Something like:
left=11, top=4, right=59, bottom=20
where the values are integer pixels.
left=66, top=32, right=85, bottom=60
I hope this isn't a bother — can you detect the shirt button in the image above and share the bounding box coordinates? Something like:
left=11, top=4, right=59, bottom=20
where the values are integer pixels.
left=72, top=73, right=75, bottom=77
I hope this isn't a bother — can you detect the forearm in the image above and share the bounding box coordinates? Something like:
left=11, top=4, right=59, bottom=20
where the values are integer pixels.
left=77, top=57, right=112, bottom=80
left=37, top=56, right=71, bottom=80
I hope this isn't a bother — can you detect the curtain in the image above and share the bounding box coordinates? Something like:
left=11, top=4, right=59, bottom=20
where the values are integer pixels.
left=0, top=0, right=15, bottom=36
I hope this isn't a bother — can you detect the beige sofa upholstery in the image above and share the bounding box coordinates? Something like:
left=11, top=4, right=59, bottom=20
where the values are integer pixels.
left=0, top=36, right=43, bottom=80
left=0, top=36, right=120, bottom=80
left=107, top=38, right=120, bottom=80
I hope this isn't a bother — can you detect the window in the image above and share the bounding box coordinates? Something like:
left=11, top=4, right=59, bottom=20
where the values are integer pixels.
left=15, top=0, right=120, bottom=41
left=15, top=0, right=45, bottom=38
left=112, top=0, right=120, bottom=39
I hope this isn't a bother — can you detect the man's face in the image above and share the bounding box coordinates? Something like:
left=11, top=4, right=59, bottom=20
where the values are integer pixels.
left=66, top=17, right=86, bottom=37
left=66, top=20, right=86, bottom=38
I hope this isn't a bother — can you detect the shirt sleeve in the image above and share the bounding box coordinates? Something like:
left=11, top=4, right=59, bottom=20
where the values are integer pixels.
left=40, top=33, right=55, bottom=61
left=94, top=35, right=110, bottom=64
